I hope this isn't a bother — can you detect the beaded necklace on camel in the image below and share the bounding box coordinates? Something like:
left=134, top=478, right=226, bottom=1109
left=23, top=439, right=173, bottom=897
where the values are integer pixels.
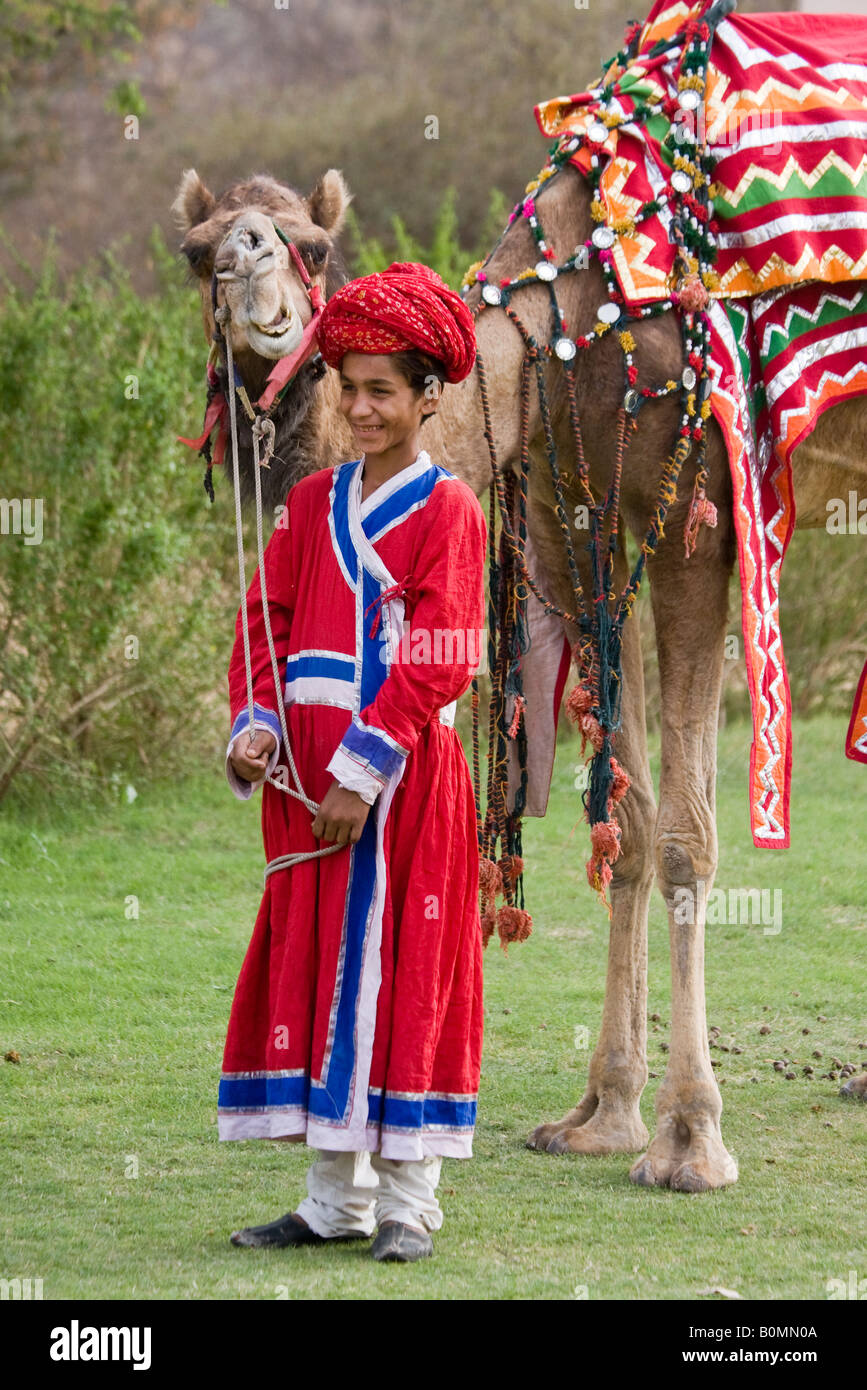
left=467, top=0, right=731, bottom=951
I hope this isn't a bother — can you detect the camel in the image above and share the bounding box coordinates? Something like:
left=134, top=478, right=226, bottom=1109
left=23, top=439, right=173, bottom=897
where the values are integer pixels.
left=174, top=159, right=867, bottom=1191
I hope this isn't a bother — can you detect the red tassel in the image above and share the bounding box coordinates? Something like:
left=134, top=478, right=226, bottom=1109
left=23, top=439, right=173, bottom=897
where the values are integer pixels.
left=507, top=694, right=526, bottom=740
left=609, top=756, right=630, bottom=805
left=497, top=854, right=524, bottom=887
left=590, top=818, right=622, bottom=863
left=481, top=908, right=497, bottom=949
left=586, top=856, right=614, bottom=915
left=565, top=683, right=593, bottom=723
left=683, top=488, right=718, bottom=558
left=496, top=905, right=533, bottom=952
left=579, top=712, right=605, bottom=754
left=478, top=856, right=504, bottom=899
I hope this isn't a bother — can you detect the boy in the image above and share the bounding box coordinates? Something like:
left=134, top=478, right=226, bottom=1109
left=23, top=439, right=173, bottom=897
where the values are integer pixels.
left=220, top=262, right=486, bottom=1262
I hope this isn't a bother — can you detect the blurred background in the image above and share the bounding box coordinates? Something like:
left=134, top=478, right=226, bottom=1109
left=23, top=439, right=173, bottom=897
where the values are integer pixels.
left=0, top=0, right=864, bottom=806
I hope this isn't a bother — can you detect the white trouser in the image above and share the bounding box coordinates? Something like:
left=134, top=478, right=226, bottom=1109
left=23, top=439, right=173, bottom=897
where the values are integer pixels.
left=295, top=1149, right=444, bottom=1238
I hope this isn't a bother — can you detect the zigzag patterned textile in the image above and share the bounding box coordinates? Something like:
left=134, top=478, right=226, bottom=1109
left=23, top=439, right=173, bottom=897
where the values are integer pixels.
left=536, top=0, right=867, bottom=848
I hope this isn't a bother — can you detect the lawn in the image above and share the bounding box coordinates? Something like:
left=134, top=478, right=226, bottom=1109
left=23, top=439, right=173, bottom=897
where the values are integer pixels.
left=1, top=714, right=864, bottom=1300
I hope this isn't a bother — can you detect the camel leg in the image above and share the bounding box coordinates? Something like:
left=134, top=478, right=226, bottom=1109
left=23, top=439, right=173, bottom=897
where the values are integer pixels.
left=629, top=522, right=738, bottom=1192
left=528, top=538, right=656, bottom=1155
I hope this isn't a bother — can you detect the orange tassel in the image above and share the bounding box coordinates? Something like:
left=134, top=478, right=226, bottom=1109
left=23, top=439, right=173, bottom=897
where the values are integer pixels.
left=590, top=818, right=622, bottom=862
left=478, top=856, right=504, bottom=899
left=684, top=488, right=718, bottom=558
left=609, top=756, right=630, bottom=805
left=565, top=683, right=593, bottom=723
left=579, top=712, right=605, bottom=754
left=481, top=908, right=497, bottom=949
left=497, top=854, right=524, bottom=887
left=496, top=905, right=533, bottom=952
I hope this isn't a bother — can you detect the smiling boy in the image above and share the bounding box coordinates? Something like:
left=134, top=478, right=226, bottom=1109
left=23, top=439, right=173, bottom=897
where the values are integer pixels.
left=220, top=263, right=487, bottom=1262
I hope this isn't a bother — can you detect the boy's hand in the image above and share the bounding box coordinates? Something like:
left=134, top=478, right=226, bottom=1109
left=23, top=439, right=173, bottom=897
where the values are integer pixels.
left=229, top=729, right=278, bottom=782
left=311, top=780, right=371, bottom=845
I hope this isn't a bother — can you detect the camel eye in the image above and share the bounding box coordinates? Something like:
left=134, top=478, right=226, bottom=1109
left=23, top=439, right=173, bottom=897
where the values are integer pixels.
left=297, top=240, right=328, bottom=271
left=183, top=241, right=212, bottom=274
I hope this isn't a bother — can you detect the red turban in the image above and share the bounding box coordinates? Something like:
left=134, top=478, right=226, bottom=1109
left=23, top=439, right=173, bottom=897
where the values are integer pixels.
left=317, top=261, right=476, bottom=384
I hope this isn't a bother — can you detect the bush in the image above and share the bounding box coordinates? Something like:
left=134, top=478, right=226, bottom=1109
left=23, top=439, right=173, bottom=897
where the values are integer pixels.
left=0, top=228, right=235, bottom=806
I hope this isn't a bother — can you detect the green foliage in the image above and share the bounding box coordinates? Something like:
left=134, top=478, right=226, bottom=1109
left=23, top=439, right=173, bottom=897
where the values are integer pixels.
left=0, top=226, right=233, bottom=804
left=0, top=1, right=141, bottom=95
left=105, top=78, right=147, bottom=120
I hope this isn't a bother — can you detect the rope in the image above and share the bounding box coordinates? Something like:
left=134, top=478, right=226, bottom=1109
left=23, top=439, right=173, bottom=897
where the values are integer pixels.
left=219, top=308, right=345, bottom=882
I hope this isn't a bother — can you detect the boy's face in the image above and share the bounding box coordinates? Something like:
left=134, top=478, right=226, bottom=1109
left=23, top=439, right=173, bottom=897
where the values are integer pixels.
left=338, top=353, right=437, bottom=456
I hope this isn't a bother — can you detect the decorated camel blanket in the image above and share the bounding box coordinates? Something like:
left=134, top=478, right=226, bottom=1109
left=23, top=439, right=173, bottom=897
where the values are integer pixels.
left=534, top=0, right=867, bottom=846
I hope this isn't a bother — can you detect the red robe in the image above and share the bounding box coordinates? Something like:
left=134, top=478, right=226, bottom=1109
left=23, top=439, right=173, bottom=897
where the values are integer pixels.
left=218, top=449, right=487, bottom=1160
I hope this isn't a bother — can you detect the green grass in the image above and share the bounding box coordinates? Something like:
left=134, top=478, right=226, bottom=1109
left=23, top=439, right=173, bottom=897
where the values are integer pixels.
left=1, top=715, right=865, bottom=1300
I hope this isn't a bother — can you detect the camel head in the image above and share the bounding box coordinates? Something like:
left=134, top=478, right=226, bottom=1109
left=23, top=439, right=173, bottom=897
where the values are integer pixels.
left=173, top=168, right=353, bottom=508
left=173, top=168, right=351, bottom=378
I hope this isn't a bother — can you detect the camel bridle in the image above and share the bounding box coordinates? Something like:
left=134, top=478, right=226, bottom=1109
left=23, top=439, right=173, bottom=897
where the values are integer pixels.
left=467, top=0, right=733, bottom=947
left=209, top=222, right=327, bottom=471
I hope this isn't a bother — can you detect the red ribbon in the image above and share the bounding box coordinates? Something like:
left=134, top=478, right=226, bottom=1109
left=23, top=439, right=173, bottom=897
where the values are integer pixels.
left=364, top=576, right=417, bottom=639
left=257, top=300, right=324, bottom=411
left=177, top=391, right=229, bottom=468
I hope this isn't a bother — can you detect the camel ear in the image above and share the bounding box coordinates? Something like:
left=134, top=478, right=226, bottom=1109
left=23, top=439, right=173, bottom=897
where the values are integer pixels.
left=307, top=169, right=352, bottom=237
left=171, top=169, right=217, bottom=233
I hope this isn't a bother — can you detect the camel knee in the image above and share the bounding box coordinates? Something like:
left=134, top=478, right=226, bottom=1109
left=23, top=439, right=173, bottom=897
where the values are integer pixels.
left=654, top=824, right=717, bottom=899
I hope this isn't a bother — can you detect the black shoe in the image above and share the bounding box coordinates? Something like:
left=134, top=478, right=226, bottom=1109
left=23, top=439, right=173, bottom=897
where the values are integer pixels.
left=370, top=1221, right=433, bottom=1262
left=230, top=1211, right=369, bottom=1248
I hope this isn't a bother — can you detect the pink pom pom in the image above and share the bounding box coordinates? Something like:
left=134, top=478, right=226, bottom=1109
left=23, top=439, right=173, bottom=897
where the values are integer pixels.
left=677, top=274, right=709, bottom=314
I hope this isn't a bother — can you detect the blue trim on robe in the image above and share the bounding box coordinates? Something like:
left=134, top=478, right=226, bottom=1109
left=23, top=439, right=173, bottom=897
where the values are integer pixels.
left=218, top=1072, right=476, bottom=1133
left=361, top=463, right=452, bottom=542
left=367, top=1091, right=477, bottom=1132
left=338, top=715, right=407, bottom=783
left=308, top=809, right=379, bottom=1122
left=230, top=704, right=282, bottom=747
left=360, top=564, right=389, bottom=708
left=329, top=461, right=359, bottom=589
left=218, top=1072, right=308, bottom=1111
left=285, top=654, right=356, bottom=683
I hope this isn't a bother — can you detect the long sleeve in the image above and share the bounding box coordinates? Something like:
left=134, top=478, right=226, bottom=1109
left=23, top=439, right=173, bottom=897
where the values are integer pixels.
left=326, top=479, right=486, bottom=800
left=225, top=492, right=297, bottom=799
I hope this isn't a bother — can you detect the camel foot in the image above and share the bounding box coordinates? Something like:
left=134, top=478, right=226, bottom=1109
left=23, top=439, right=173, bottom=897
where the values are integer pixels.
left=527, top=1101, right=648, bottom=1156
left=840, top=1072, right=867, bottom=1100
left=629, top=1120, right=738, bottom=1192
